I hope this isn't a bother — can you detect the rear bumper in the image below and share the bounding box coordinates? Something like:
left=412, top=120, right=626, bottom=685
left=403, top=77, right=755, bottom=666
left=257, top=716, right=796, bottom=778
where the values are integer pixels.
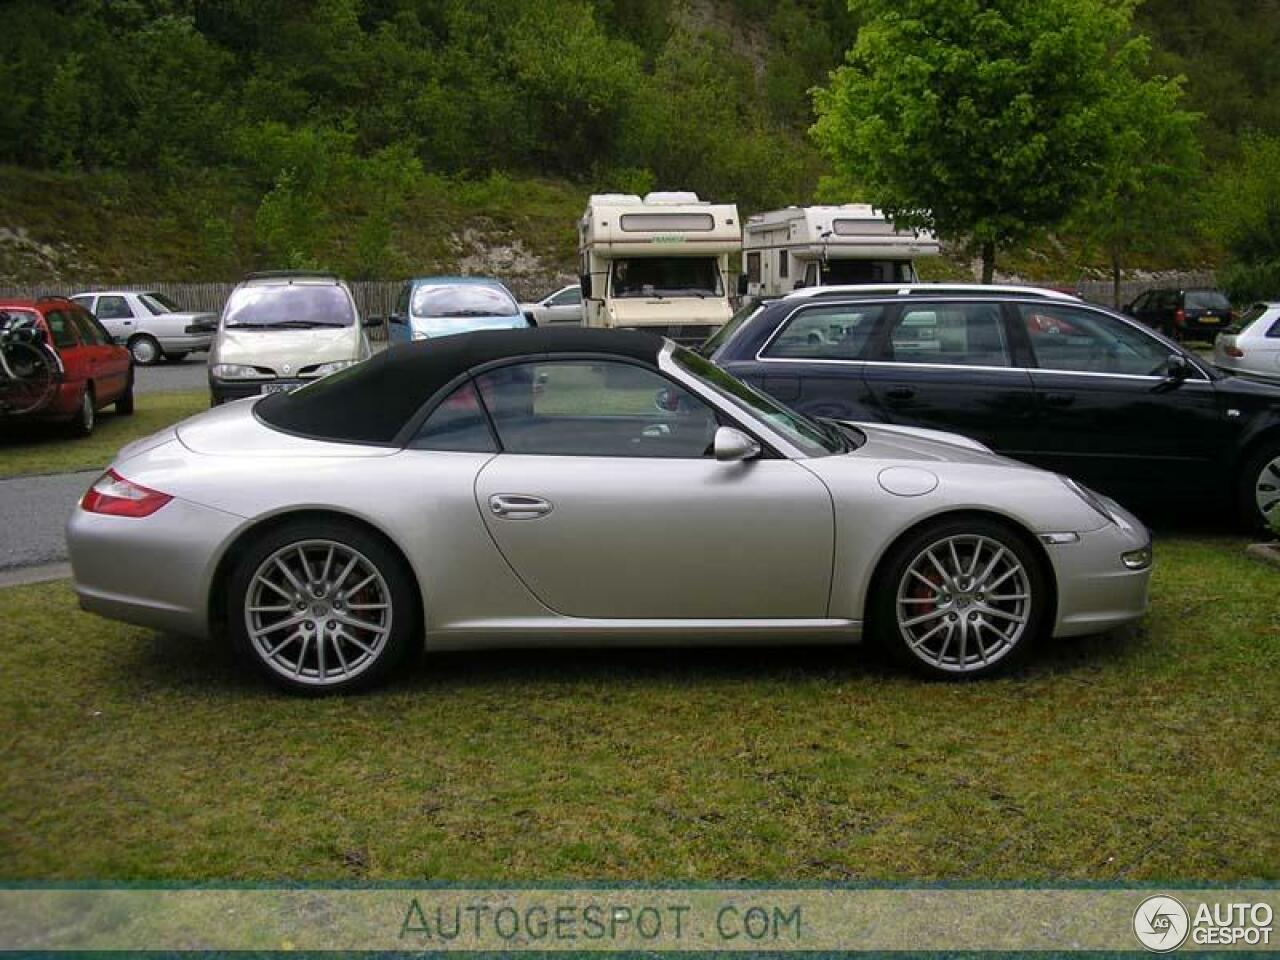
left=156, top=333, right=212, bottom=353
left=1049, top=502, right=1151, bottom=638
left=67, top=496, right=243, bottom=638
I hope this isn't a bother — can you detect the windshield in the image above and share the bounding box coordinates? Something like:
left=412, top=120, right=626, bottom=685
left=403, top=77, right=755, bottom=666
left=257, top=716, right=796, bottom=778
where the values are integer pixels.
left=412, top=284, right=519, bottom=319
left=140, top=292, right=183, bottom=314
left=224, top=284, right=355, bottom=328
left=700, top=299, right=765, bottom=357
left=612, top=257, right=723, bottom=298
left=671, top=346, right=850, bottom=456
left=1186, top=290, right=1230, bottom=310
left=821, top=259, right=915, bottom=285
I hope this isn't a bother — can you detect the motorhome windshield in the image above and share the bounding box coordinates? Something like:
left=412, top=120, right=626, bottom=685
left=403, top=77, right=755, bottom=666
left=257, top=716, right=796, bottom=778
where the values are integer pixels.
left=821, top=260, right=915, bottom=285
left=611, top=257, right=723, bottom=299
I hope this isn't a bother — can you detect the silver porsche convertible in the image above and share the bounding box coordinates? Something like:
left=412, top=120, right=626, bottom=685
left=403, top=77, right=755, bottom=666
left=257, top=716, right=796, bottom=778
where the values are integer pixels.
left=67, top=328, right=1152, bottom=692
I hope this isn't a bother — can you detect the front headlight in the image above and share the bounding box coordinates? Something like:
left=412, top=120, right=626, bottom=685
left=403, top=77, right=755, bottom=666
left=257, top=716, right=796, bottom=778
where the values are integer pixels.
left=309, top=359, right=360, bottom=377
left=1059, top=475, right=1114, bottom=524
left=211, top=363, right=268, bottom=380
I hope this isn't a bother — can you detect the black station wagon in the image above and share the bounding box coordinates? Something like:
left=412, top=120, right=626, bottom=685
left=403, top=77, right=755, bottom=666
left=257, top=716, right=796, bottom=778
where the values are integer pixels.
left=706, top=284, right=1280, bottom=531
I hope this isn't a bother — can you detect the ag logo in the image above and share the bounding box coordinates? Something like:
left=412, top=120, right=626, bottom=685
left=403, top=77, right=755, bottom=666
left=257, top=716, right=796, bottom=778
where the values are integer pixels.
left=282, top=363, right=292, bottom=374
left=1134, top=895, right=1190, bottom=952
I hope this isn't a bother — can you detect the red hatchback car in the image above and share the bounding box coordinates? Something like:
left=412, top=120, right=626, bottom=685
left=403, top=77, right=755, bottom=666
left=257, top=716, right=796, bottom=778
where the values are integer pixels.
left=0, top=297, right=133, bottom=435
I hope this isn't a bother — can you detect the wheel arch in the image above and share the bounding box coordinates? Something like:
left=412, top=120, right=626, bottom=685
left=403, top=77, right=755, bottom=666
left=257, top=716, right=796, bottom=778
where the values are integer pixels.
left=862, top=508, right=1059, bottom=634
left=207, top=507, right=425, bottom=640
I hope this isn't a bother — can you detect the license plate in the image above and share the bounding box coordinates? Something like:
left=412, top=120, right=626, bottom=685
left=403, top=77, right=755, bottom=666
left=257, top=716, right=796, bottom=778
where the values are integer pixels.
left=1200, top=315, right=1220, bottom=324
left=260, top=383, right=293, bottom=395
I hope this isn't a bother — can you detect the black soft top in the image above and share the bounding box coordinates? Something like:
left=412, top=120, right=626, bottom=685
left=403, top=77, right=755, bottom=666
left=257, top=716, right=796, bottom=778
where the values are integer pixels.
left=255, top=326, right=664, bottom=444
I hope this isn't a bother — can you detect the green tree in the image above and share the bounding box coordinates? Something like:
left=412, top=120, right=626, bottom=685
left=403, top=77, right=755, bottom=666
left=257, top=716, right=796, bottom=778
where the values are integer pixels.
left=1205, top=134, right=1280, bottom=302
left=813, top=0, right=1149, bottom=282
left=1068, top=44, right=1201, bottom=306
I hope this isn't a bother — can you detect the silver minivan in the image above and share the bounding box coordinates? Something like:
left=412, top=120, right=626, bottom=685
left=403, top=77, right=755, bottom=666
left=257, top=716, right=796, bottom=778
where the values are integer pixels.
left=206, top=272, right=381, bottom=405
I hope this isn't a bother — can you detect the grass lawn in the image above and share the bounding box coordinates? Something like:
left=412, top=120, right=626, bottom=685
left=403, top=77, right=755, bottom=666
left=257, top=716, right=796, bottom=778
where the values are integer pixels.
left=0, top=537, right=1275, bottom=882
left=0, top=390, right=206, bottom=479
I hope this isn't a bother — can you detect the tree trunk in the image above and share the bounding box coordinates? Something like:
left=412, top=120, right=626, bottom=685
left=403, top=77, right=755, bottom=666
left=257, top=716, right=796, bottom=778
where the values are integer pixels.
left=1111, top=250, right=1122, bottom=309
left=981, top=240, right=995, bottom=284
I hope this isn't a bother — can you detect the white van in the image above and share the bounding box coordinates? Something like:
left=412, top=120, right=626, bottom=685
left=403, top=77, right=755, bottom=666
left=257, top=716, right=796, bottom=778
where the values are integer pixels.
left=578, top=191, right=740, bottom=344
left=206, top=272, right=379, bottom=405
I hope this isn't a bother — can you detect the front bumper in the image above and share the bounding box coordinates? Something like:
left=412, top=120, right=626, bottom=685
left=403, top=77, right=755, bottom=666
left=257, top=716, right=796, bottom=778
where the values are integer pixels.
left=1048, top=500, right=1152, bottom=638
left=209, top=377, right=306, bottom=404
left=67, top=495, right=243, bottom=638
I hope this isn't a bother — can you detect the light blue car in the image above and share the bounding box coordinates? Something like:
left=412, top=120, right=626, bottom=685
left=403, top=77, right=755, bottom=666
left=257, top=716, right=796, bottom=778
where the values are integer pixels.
left=386, top=277, right=533, bottom=345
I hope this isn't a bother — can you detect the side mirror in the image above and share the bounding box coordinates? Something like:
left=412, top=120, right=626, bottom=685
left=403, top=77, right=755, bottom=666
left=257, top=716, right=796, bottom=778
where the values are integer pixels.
left=525, top=312, right=538, bottom=328
left=736, top=274, right=748, bottom=296
left=364, top=315, right=385, bottom=328
left=387, top=313, right=408, bottom=325
left=655, top=387, right=680, bottom=412
left=1165, top=353, right=1191, bottom=382
left=713, top=425, right=761, bottom=463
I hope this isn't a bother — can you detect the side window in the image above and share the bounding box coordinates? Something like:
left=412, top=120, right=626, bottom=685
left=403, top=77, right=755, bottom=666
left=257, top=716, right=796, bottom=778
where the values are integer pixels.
left=549, top=288, right=580, bottom=307
left=409, top=381, right=497, bottom=452
left=746, top=252, right=761, bottom=284
left=1020, top=305, right=1176, bottom=377
left=70, top=309, right=109, bottom=346
left=884, top=303, right=1011, bottom=367
left=763, top=305, right=884, bottom=360
left=95, top=295, right=133, bottom=320
left=474, top=360, right=719, bottom=458
left=70, top=295, right=95, bottom=313
left=803, top=262, right=819, bottom=287
left=44, top=310, right=79, bottom=349
left=778, top=250, right=789, bottom=278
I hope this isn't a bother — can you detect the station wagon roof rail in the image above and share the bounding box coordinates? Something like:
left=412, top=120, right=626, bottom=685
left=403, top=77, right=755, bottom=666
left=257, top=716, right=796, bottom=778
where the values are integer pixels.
left=783, top=283, right=1080, bottom=302
left=243, top=270, right=341, bottom=283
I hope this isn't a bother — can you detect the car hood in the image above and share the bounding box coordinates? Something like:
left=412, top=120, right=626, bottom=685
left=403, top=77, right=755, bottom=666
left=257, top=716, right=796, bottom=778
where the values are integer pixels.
left=608, top=298, right=732, bottom=327
left=410, top=315, right=529, bottom=338
left=175, top=398, right=396, bottom=459
left=214, top=326, right=357, bottom=373
left=847, top=421, right=1031, bottom=468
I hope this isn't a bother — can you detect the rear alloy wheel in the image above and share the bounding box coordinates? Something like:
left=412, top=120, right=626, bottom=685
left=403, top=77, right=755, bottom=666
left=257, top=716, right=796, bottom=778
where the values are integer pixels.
left=129, top=334, right=161, bottom=366
left=228, top=520, right=418, bottom=694
left=873, top=518, right=1048, bottom=679
left=71, top=386, right=95, bottom=437
left=1241, top=444, right=1280, bottom=534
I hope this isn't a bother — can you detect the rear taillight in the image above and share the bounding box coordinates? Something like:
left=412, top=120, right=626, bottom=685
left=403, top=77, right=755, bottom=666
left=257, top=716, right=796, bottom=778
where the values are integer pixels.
left=1224, top=344, right=1245, bottom=358
left=1174, top=308, right=1186, bottom=327
left=81, top=469, right=172, bottom=518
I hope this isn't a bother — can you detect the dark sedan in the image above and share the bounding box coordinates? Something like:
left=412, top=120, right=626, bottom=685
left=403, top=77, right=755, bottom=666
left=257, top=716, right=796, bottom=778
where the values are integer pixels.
left=706, top=284, right=1280, bottom=531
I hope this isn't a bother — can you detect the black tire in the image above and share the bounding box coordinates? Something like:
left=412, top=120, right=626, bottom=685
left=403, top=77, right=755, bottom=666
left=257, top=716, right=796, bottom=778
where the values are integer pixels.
left=115, top=372, right=135, bottom=415
left=226, top=517, right=420, bottom=695
left=1238, top=442, right=1280, bottom=535
left=869, top=515, right=1051, bottom=680
left=164, top=351, right=189, bottom=363
left=70, top=384, right=95, bottom=437
left=128, top=334, right=161, bottom=366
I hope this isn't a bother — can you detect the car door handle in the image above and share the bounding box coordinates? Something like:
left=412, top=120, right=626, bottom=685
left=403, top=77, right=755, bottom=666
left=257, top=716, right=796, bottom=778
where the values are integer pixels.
left=488, top=494, right=553, bottom=519
left=1043, top=392, right=1075, bottom=408
left=885, top=386, right=916, bottom=401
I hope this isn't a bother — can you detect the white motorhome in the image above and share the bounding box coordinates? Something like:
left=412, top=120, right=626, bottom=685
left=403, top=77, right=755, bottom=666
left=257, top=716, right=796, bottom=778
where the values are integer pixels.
left=742, top=205, right=940, bottom=297
left=578, top=192, right=740, bottom=342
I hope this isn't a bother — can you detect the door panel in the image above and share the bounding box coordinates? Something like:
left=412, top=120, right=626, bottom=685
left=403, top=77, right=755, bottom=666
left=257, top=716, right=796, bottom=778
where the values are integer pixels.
left=474, top=455, right=834, bottom=619
left=861, top=302, right=1039, bottom=454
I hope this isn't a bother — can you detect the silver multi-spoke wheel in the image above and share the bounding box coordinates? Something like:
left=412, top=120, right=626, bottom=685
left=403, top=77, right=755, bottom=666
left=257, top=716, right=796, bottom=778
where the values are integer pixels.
left=895, top=534, right=1031, bottom=674
left=245, top=539, right=393, bottom=687
left=1255, top=454, right=1280, bottom=523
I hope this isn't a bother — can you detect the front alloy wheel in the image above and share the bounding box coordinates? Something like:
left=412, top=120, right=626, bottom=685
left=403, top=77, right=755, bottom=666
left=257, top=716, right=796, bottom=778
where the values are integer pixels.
left=874, top=518, right=1047, bottom=679
left=229, top=520, right=418, bottom=693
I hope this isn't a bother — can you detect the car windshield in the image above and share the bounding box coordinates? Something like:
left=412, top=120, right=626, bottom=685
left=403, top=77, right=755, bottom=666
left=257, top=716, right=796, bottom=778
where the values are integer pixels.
left=1187, top=290, right=1230, bottom=310
left=671, top=346, right=854, bottom=456
left=224, top=284, right=355, bottom=328
left=700, top=299, right=765, bottom=357
left=412, top=284, right=518, bottom=320
left=139, top=292, right=183, bottom=314
left=612, top=257, right=723, bottom=298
